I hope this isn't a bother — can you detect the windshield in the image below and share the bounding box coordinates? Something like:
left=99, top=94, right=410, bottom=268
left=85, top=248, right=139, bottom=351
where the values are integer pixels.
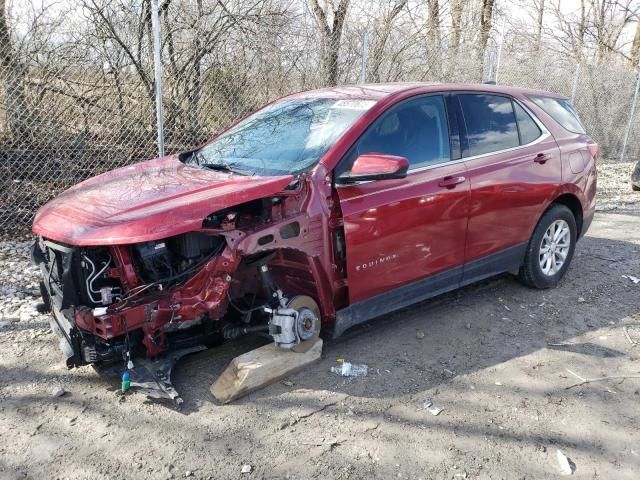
left=190, top=98, right=376, bottom=176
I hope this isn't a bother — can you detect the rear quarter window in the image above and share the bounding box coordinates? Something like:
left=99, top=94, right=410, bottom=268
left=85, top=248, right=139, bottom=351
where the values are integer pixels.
left=513, top=102, right=542, bottom=144
left=528, top=95, right=586, bottom=134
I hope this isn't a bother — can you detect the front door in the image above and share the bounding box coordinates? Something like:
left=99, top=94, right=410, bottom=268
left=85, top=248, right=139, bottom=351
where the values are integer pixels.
left=335, top=94, right=469, bottom=303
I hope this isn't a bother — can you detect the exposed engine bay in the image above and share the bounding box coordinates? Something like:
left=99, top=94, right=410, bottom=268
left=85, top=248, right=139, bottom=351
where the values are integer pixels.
left=31, top=178, right=343, bottom=404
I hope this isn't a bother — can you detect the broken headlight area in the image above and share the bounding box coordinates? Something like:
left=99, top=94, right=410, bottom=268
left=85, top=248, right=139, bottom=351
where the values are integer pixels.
left=32, top=232, right=229, bottom=367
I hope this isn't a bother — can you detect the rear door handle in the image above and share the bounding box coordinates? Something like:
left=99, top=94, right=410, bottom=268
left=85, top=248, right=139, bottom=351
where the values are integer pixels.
left=534, top=153, right=552, bottom=164
left=438, top=176, right=466, bottom=189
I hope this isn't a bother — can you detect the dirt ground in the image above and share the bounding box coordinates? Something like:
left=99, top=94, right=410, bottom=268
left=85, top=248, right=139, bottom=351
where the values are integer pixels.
left=1, top=160, right=640, bottom=480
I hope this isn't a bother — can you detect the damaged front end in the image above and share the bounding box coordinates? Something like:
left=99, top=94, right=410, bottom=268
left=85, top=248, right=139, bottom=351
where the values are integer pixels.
left=31, top=177, right=338, bottom=404
left=32, top=231, right=229, bottom=369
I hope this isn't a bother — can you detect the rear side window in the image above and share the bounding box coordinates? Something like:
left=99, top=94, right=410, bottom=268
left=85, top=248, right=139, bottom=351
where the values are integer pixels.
left=513, top=102, right=542, bottom=144
left=528, top=95, right=585, bottom=134
left=458, top=94, right=519, bottom=157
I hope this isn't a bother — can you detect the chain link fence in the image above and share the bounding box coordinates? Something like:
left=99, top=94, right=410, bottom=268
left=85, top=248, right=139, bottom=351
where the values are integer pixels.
left=1, top=1, right=639, bottom=236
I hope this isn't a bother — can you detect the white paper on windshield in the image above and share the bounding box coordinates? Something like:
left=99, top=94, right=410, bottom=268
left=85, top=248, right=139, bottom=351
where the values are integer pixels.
left=331, top=99, right=376, bottom=110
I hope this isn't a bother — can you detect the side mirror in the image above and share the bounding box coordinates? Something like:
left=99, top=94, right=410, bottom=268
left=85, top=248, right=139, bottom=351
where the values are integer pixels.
left=338, top=153, right=409, bottom=184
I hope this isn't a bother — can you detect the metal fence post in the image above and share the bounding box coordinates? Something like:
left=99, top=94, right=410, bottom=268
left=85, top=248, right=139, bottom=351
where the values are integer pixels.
left=620, top=72, right=640, bottom=163
left=151, top=0, right=165, bottom=157
left=494, top=18, right=506, bottom=84
left=570, top=63, right=581, bottom=103
left=359, top=29, right=368, bottom=84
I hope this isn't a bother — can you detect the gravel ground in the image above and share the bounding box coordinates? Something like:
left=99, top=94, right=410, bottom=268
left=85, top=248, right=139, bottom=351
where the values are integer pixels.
left=1, top=159, right=640, bottom=480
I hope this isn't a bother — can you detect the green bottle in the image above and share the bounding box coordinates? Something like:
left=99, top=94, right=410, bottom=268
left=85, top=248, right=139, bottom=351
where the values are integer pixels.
left=121, top=371, right=130, bottom=392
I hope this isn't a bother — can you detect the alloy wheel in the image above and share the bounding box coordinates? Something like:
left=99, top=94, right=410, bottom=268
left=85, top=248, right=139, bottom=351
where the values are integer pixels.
left=538, top=219, right=571, bottom=276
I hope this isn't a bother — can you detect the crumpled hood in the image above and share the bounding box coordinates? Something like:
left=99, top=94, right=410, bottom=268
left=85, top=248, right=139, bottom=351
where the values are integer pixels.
left=32, top=155, right=293, bottom=245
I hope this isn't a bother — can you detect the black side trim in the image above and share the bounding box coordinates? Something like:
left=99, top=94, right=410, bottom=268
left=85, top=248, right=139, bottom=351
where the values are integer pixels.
left=333, top=242, right=527, bottom=338
left=460, top=242, right=527, bottom=286
left=334, top=266, right=463, bottom=338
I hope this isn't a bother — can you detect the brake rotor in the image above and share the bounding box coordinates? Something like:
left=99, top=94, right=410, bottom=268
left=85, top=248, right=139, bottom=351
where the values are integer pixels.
left=286, top=295, right=321, bottom=353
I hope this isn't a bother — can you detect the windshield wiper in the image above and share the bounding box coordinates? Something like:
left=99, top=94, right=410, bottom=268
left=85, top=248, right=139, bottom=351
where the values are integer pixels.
left=200, top=162, right=253, bottom=176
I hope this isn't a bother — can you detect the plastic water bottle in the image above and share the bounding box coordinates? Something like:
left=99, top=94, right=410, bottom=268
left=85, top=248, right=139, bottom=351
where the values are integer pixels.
left=330, top=362, right=368, bottom=377
left=121, top=371, right=130, bottom=392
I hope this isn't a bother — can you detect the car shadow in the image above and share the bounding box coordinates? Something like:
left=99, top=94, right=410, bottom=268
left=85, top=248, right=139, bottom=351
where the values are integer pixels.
left=171, top=226, right=640, bottom=413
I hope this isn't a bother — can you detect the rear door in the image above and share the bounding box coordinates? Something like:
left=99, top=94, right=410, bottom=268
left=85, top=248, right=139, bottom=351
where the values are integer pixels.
left=455, top=93, right=562, bottom=282
left=336, top=94, right=470, bottom=303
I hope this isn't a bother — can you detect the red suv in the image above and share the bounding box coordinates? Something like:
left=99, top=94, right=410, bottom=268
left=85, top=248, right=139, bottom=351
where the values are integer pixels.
left=32, top=83, right=597, bottom=383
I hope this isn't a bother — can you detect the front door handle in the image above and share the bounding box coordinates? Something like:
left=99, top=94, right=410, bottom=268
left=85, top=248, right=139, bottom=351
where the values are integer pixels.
left=438, top=176, right=466, bottom=189
left=534, top=153, right=552, bottom=164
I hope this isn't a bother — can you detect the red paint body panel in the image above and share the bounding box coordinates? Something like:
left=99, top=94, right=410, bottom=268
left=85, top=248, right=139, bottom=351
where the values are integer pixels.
left=337, top=162, right=469, bottom=302
left=461, top=134, right=562, bottom=263
left=32, top=155, right=293, bottom=245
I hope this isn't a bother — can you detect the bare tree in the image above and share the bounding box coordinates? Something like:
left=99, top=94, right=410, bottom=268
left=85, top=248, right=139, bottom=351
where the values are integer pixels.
left=426, top=0, right=441, bottom=49
left=534, top=0, right=545, bottom=52
left=590, top=0, right=637, bottom=64
left=309, top=0, right=351, bottom=86
left=368, top=0, right=407, bottom=82
left=450, top=0, right=464, bottom=52
left=0, top=0, right=36, bottom=143
left=478, top=0, right=496, bottom=58
left=632, top=14, right=640, bottom=68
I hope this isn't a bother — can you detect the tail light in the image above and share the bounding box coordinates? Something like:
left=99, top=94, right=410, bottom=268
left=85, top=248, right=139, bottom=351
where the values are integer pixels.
left=587, top=142, right=599, bottom=160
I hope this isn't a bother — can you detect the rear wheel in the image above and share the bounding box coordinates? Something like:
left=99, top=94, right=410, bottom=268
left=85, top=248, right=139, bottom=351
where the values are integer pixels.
left=518, top=204, right=577, bottom=289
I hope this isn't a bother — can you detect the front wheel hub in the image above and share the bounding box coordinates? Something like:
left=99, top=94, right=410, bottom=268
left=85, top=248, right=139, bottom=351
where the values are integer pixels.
left=269, top=295, right=321, bottom=353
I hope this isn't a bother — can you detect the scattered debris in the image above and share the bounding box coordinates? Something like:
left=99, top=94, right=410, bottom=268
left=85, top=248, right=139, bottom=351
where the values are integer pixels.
left=301, top=439, right=343, bottom=448
left=622, top=274, right=640, bottom=284
left=416, top=330, right=425, bottom=339
left=330, top=361, right=368, bottom=377
left=565, top=374, right=640, bottom=390
left=427, top=406, right=443, bottom=416
left=241, top=464, right=252, bottom=474
left=184, top=471, right=194, bottom=477
left=623, top=326, right=637, bottom=347
left=565, top=368, right=586, bottom=383
left=423, top=399, right=443, bottom=416
left=50, top=386, right=65, bottom=398
left=556, top=449, right=576, bottom=475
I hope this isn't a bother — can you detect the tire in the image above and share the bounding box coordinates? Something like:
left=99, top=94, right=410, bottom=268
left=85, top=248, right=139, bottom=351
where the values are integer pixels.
left=517, top=204, right=577, bottom=289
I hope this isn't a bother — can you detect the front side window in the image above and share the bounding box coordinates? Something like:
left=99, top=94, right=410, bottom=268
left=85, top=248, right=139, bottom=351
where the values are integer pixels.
left=190, top=98, right=375, bottom=176
left=528, top=95, right=585, bottom=134
left=351, top=95, right=451, bottom=170
left=458, top=94, right=519, bottom=157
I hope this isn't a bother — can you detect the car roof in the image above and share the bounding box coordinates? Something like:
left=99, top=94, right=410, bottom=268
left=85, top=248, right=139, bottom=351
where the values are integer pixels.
left=284, top=82, right=567, bottom=102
